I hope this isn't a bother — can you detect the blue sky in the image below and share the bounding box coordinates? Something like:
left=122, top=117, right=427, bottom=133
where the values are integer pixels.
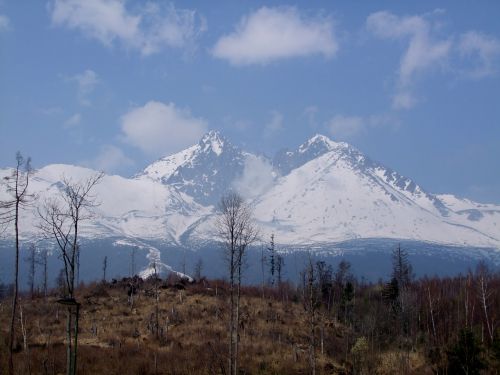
left=0, top=1, right=499, bottom=203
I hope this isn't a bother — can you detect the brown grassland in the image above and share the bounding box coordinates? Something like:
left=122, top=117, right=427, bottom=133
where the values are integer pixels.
left=0, top=269, right=499, bottom=374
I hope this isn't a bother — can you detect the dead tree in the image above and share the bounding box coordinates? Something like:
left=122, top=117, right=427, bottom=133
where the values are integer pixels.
left=102, top=256, right=107, bottom=282
left=193, top=258, right=203, bottom=281
left=260, top=245, right=266, bottom=299
left=0, top=152, right=34, bottom=375
left=38, top=172, right=103, bottom=375
left=476, top=262, right=495, bottom=343
left=303, top=258, right=318, bottom=375
left=38, top=248, right=48, bottom=298
left=153, top=261, right=160, bottom=340
left=25, top=243, right=37, bottom=299
left=130, top=247, right=137, bottom=276
left=268, top=233, right=275, bottom=286
left=276, top=253, right=284, bottom=286
left=216, top=192, right=258, bottom=375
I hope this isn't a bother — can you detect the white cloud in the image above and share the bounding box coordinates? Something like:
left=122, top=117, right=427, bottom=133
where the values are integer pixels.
left=70, top=69, right=99, bottom=105
left=212, top=6, right=338, bottom=65
left=366, top=11, right=451, bottom=110
left=367, top=11, right=451, bottom=86
left=263, top=111, right=284, bottom=138
left=392, top=90, right=417, bottom=110
left=458, top=31, right=500, bottom=78
left=64, top=113, right=82, bottom=128
left=232, top=155, right=275, bottom=199
left=367, top=114, right=401, bottom=131
left=73, top=69, right=99, bottom=94
left=327, top=115, right=364, bottom=139
left=0, top=14, right=9, bottom=31
left=83, top=144, right=134, bottom=174
left=49, top=0, right=206, bottom=56
left=121, top=101, right=208, bottom=156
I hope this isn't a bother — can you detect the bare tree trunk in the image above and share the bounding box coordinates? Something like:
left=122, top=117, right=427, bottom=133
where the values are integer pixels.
left=478, top=274, right=494, bottom=343
left=229, top=250, right=234, bottom=375
left=26, top=244, right=36, bottom=299
left=235, top=262, right=242, bottom=375
left=427, top=287, right=437, bottom=343
left=8, top=200, right=20, bottom=375
left=20, top=304, right=32, bottom=375
left=102, top=256, right=107, bottom=282
left=308, top=262, right=316, bottom=375
left=260, top=246, right=265, bottom=299
left=41, top=249, right=48, bottom=298
left=73, top=305, right=79, bottom=375
left=66, top=308, right=72, bottom=375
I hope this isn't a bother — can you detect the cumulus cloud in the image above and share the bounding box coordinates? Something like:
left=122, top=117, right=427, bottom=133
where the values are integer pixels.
left=120, top=101, right=208, bottom=156
left=232, top=155, right=275, bottom=199
left=83, top=144, right=134, bottom=174
left=212, top=6, right=338, bottom=65
left=263, top=111, right=284, bottom=139
left=64, top=113, right=82, bottom=128
left=49, top=0, right=206, bottom=56
left=367, top=11, right=451, bottom=110
left=0, top=14, right=10, bottom=31
left=458, top=31, right=500, bottom=78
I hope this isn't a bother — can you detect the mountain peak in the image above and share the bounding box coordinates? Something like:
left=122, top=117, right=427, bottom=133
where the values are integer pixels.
left=199, top=130, right=226, bottom=156
left=299, top=134, right=341, bottom=154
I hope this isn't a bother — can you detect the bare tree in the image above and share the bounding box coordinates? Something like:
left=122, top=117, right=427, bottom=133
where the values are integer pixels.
left=268, top=233, right=275, bottom=286
left=102, top=256, right=107, bottom=283
left=476, top=262, right=496, bottom=343
left=130, top=247, right=137, bottom=277
left=38, top=172, right=103, bottom=375
left=276, top=253, right=284, bottom=286
left=75, top=244, right=81, bottom=287
left=38, top=248, right=49, bottom=298
left=0, top=152, right=34, bottom=375
left=25, top=243, right=37, bottom=299
left=216, top=192, right=258, bottom=375
left=260, top=245, right=266, bottom=299
left=303, top=258, right=318, bottom=375
left=193, top=258, right=203, bottom=281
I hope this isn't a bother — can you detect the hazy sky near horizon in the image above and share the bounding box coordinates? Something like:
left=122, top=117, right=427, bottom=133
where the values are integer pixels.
left=1, top=1, right=499, bottom=203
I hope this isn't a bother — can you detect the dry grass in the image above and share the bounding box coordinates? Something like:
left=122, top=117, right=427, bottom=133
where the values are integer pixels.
left=0, top=279, right=433, bottom=374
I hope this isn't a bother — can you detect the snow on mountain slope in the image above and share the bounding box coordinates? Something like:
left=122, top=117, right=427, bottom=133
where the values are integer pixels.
left=275, top=135, right=448, bottom=217
left=1, top=132, right=499, bottom=252
left=137, top=144, right=200, bottom=183
left=1, top=164, right=211, bottom=243
left=254, top=138, right=500, bottom=248
left=436, top=194, right=500, bottom=243
left=137, top=131, right=248, bottom=206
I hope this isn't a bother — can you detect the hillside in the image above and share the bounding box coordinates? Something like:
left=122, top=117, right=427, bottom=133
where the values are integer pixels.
left=1, top=269, right=500, bottom=374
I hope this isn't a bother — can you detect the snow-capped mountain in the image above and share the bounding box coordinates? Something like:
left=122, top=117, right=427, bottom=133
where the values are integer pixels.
left=254, top=137, right=499, bottom=247
left=1, top=131, right=499, bottom=252
left=137, top=131, right=246, bottom=206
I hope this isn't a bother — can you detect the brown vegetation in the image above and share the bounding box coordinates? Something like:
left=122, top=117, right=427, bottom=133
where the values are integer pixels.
left=0, top=264, right=500, bottom=374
